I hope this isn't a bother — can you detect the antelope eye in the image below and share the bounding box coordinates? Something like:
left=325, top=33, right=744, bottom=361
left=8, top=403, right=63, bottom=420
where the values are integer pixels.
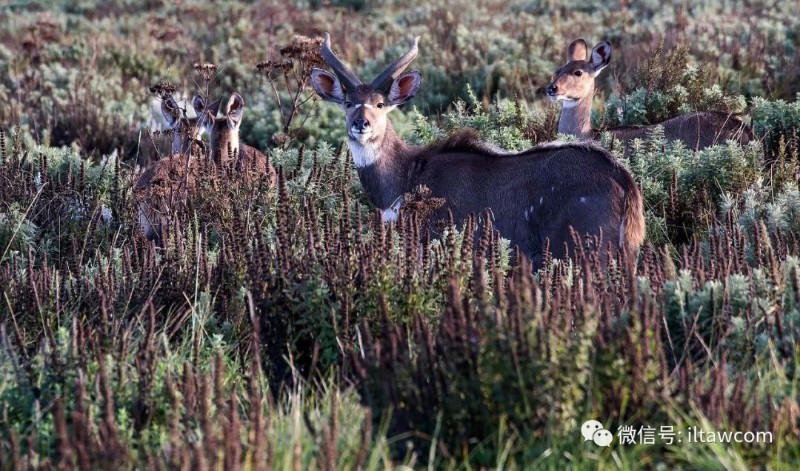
left=376, top=102, right=385, bottom=109
left=344, top=101, right=353, bottom=108
left=574, top=70, right=584, bottom=77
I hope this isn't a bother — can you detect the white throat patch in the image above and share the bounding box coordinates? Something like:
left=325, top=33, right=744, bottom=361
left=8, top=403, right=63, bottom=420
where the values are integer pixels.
left=349, top=141, right=380, bottom=168
left=561, top=99, right=579, bottom=109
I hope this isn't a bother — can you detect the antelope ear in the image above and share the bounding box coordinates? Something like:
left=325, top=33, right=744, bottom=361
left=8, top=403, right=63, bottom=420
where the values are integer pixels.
left=310, top=68, right=345, bottom=104
left=161, top=96, right=180, bottom=126
left=192, top=95, right=206, bottom=116
left=388, top=71, right=421, bottom=106
left=224, top=93, right=244, bottom=126
left=567, top=38, right=589, bottom=62
left=194, top=95, right=214, bottom=128
left=590, top=41, right=612, bottom=76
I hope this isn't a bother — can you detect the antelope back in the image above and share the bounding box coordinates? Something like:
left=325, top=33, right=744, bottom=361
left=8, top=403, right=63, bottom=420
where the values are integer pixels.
left=405, top=138, right=645, bottom=264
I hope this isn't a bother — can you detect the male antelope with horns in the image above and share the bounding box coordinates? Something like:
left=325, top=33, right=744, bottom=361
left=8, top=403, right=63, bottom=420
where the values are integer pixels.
left=311, top=33, right=645, bottom=266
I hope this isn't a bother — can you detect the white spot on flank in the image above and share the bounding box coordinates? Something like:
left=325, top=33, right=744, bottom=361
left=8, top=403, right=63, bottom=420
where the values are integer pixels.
left=580, top=197, right=586, bottom=203
left=349, top=141, right=380, bottom=168
left=525, top=205, right=535, bottom=221
left=551, top=186, right=555, bottom=192
left=539, top=197, right=544, bottom=205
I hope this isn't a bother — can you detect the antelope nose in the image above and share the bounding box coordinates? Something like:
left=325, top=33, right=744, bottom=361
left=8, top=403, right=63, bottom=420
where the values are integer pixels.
left=353, top=118, right=370, bottom=132
left=547, top=84, right=558, bottom=96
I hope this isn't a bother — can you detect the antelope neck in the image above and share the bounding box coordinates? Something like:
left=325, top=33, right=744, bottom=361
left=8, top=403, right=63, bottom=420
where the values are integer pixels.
left=558, top=90, right=595, bottom=140
left=349, top=122, right=413, bottom=212
left=210, top=132, right=239, bottom=163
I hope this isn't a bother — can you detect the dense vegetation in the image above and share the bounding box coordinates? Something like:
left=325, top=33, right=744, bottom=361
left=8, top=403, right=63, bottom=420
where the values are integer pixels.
left=2, top=0, right=800, bottom=469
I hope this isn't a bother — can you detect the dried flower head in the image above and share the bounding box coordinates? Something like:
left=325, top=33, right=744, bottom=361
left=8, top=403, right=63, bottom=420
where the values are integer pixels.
left=279, top=35, right=324, bottom=66
left=402, top=185, right=446, bottom=223
left=271, top=132, right=291, bottom=147
left=256, top=35, right=325, bottom=80
left=256, top=59, right=293, bottom=80
left=194, top=63, right=219, bottom=82
left=149, top=80, right=178, bottom=98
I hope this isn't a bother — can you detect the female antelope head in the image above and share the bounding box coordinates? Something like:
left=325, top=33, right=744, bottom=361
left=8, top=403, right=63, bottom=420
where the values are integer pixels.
left=547, top=39, right=611, bottom=105
left=161, top=95, right=204, bottom=155
left=310, top=33, right=421, bottom=167
left=193, top=93, right=244, bottom=163
left=546, top=39, right=612, bottom=138
left=547, top=39, right=754, bottom=149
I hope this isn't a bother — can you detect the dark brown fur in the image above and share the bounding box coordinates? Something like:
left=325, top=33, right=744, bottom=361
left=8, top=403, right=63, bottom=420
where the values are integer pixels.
left=359, top=126, right=644, bottom=265
left=604, top=111, right=755, bottom=153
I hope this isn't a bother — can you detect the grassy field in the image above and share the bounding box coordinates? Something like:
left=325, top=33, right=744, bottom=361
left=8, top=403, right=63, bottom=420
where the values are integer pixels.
left=1, top=0, right=800, bottom=469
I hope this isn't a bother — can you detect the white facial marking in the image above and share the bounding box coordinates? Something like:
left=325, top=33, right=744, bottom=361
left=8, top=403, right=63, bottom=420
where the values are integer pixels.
left=354, top=103, right=373, bottom=110
left=350, top=130, right=375, bottom=147
left=349, top=141, right=379, bottom=168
